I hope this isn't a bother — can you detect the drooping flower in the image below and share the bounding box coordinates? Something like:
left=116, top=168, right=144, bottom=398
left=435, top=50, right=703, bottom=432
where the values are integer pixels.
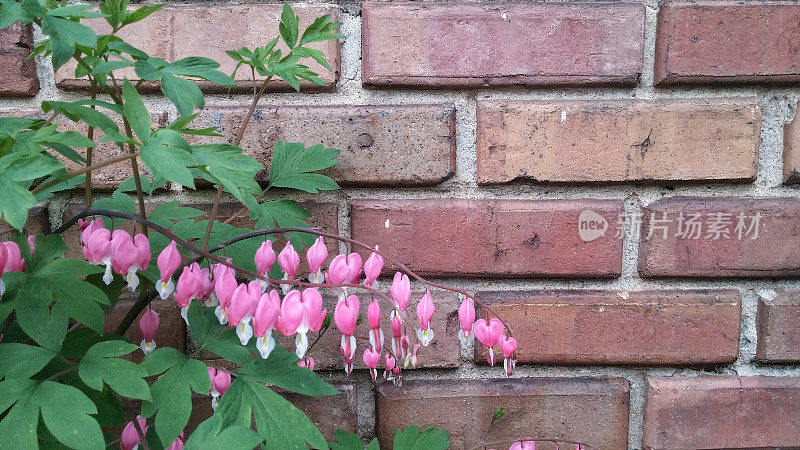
left=383, top=353, right=396, bottom=380
left=156, top=241, right=181, bottom=299
left=509, top=441, right=536, bottom=450
left=367, top=298, right=384, bottom=351
left=390, top=314, right=403, bottom=360
left=0, top=244, right=6, bottom=298
left=499, top=334, right=517, bottom=376
left=277, top=288, right=326, bottom=358
left=473, top=318, right=504, bottom=366
left=80, top=217, right=105, bottom=245
left=255, top=240, right=275, bottom=291
left=110, top=230, right=150, bottom=292
left=120, top=415, right=147, bottom=450
left=175, top=265, right=203, bottom=324
left=277, top=241, right=300, bottom=293
left=213, top=262, right=237, bottom=325
left=346, top=253, right=362, bottom=284
left=208, top=368, right=231, bottom=411
left=197, top=266, right=215, bottom=307
left=404, top=342, right=421, bottom=368
left=326, top=253, right=350, bottom=302
left=1, top=240, right=24, bottom=297
left=253, top=289, right=281, bottom=359
left=363, top=247, right=383, bottom=288
left=363, top=348, right=381, bottom=381
left=26, top=235, right=35, bottom=254
left=390, top=272, right=411, bottom=318
left=166, top=436, right=184, bottom=450
left=335, top=294, right=360, bottom=375
left=138, top=308, right=159, bottom=355
left=298, top=357, right=315, bottom=371
left=416, top=290, right=435, bottom=347
left=228, top=280, right=261, bottom=346
left=306, top=236, right=327, bottom=284
left=457, top=297, right=476, bottom=348
left=83, top=227, right=113, bottom=284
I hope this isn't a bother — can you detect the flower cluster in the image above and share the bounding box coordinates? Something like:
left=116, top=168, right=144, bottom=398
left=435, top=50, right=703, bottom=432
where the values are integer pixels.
left=79, top=218, right=150, bottom=290
left=121, top=415, right=184, bottom=450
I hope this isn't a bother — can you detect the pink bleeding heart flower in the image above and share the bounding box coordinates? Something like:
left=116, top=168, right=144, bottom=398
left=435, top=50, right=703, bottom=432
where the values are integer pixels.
left=2, top=241, right=24, bottom=273
left=383, top=353, right=396, bottom=380
left=363, top=348, right=381, bottom=381
left=346, top=253, right=362, bottom=284
left=253, top=289, right=281, bottom=359
left=326, top=253, right=350, bottom=285
left=175, top=264, right=203, bottom=324
left=457, top=298, right=476, bottom=348
left=306, top=236, right=327, bottom=283
left=416, top=290, right=435, bottom=347
left=363, top=246, right=383, bottom=287
left=0, top=244, right=5, bottom=298
left=156, top=241, right=181, bottom=299
left=335, top=294, right=360, bottom=375
left=213, top=262, right=237, bottom=325
left=277, top=288, right=326, bottom=358
left=509, top=441, right=536, bottom=450
left=390, top=314, right=403, bottom=360
left=277, top=241, right=300, bottom=282
left=138, top=308, right=159, bottom=355
left=197, top=266, right=215, bottom=306
left=228, top=280, right=261, bottom=346
left=255, top=240, right=275, bottom=290
left=82, top=228, right=113, bottom=284
left=367, top=298, right=384, bottom=351
left=401, top=335, right=410, bottom=364
left=390, top=272, right=411, bottom=316
left=209, top=369, right=231, bottom=411
left=26, top=235, right=35, bottom=254
left=499, top=334, right=517, bottom=376
left=473, top=318, right=504, bottom=366
left=110, top=230, right=150, bottom=292
left=404, top=342, right=421, bottom=368
left=166, top=437, right=184, bottom=450
left=120, top=415, right=147, bottom=450
left=298, top=357, right=315, bottom=371
left=80, top=217, right=105, bottom=245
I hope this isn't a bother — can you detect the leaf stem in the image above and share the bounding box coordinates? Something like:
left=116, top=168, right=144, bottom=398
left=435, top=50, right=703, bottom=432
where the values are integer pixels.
left=28, top=151, right=141, bottom=197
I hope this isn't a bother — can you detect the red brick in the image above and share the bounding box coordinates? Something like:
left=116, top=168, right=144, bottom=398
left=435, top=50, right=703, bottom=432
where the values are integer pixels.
left=350, top=199, right=623, bottom=277
left=784, top=105, right=800, bottom=184
left=655, top=1, right=800, bottom=85
left=362, top=2, right=644, bottom=87
left=1, top=206, right=50, bottom=235
left=375, top=378, right=630, bottom=449
left=643, top=376, right=800, bottom=449
left=278, top=290, right=460, bottom=370
left=475, top=289, right=741, bottom=365
left=638, top=197, right=800, bottom=277
left=0, top=22, right=38, bottom=97
left=105, top=296, right=186, bottom=363
left=477, top=99, right=760, bottom=184
left=189, top=105, right=456, bottom=186
left=756, top=289, right=800, bottom=362
left=56, top=4, right=339, bottom=92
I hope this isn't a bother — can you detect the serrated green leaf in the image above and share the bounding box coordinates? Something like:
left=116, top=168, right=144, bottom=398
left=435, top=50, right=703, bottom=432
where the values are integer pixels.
left=236, top=345, right=337, bottom=397
left=393, top=425, right=450, bottom=450
left=279, top=4, right=300, bottom=49
left=329, top=429, right=373, bottom=450
left=140, top=129, right=195, bottom=188
left=267, top=141, right=339, bottom=193
left=40, top=15, right=98, bottom=69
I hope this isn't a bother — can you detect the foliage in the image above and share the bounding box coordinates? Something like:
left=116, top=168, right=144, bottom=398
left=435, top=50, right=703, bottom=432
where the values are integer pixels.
left=327, top=426, right=450, bottom=450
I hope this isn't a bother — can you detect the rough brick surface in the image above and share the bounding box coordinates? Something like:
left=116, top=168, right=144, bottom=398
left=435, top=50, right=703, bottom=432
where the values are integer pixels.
left=0, top=22, right=38, bottom=97
left=376, top=378, right=630, bottom=449
left=477, top=99, right=760, bottom=184
left=1, top=206, right=50, bottom=235
left=638, top=197, right=800, bottom=277
left=55, top=4, right=339, bottom=92
left=361, top=2, right=644, bottom=87
left=190, top=104, right=456, bottom=186
left=350, top=199, right=623, bottom=277
left=643, top=376, right=800, bottom=449
left=784, top=105, right=800, bottom=184
left=655, top=1, right=800, bottom=85
left=756, top=289, right=800, bottom=362
left=475, top=290, right=741, bottom=365
left=277, top=290, right=460, bottom=370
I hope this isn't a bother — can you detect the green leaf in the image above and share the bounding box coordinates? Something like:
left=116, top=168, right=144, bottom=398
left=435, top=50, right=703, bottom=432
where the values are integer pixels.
left=140, top=129, right=195, bottom=187
left=299, top=14, right=342, bottom=46
left=236, top=345, right=337, bottom=397
left=393, top=425, right=450, bottom=450
left=117, top=174, right=168, bottom=195
left=122, top=79, right=151, bottom=142
left=0, top=343, right=55, bottom=379
left=329, top=429, right=373, bottom=450
left=248, top=199, right=315, bottom=248
left=79, top=341, right=151, bottom=401
left=15, top=281, right=67, bottom=351
left=216, top=377, right=327, bottom=449
left=0, top=175, right=36, bottom=230
left=293, top=46, right=332, bottom=71
left=193, top=143, right=261, bottom=202
left=123, top=4, right=163, bottom=25
left=141, top=346, right=186, bottom=377
left=279, top=3, right=300, bottom=49
left=161, top=74, right=205, bottom=116
left=267, top=141, right=339, bottom=192
left=184, top=415, right=262, bottom=450
left=40, top=15, right=98, bottom=69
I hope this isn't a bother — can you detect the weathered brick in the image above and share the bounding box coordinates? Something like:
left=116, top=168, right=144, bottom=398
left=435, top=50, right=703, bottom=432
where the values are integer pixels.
left=475, top=289, right=741, bottom=365
left=1, top=206, right=50, bottom=236
left=655, top=1, right=800, bottom=85
left=186, top=381, right=357, bottom=441
left=643, top=376, right=800, bottom=449
left=784, top=105, right=800, bottom=184
left=189, top=104, right=456, bottom=186
left=638, top=197, right=800, bottom=277
left=56, top=4, right=339, bottom=92
left=376, top=378, right=630, bottom=449
left=277, top=290, right=460, bottom=370
left=362, top=2, right=644, bottom=87
left=477, top=99, right=760, bottom=184
left=350, top=199, right=623, bottom=277
left=756, top=289, right=800, bottom=362
left=105, top=296, right=186, bottom=363
left=0, top=22, right=38, bottom=97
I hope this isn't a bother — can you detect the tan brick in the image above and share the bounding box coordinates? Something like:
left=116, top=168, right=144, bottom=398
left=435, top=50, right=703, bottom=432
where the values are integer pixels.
left=0, top=22, right=38, bottom=97
left=477, top=99, right=760, bottom=183
left=756, top=289, right=800, bottom=362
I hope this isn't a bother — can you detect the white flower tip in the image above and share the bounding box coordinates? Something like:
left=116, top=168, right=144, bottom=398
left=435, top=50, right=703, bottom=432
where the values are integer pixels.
left=140, top=339, right=156, bottom=355
left=180, top=306, right=189, bottom=325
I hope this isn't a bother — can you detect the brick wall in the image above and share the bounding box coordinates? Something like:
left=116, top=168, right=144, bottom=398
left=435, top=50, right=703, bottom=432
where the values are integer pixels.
left=5, top=0, right=800, bottom=448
